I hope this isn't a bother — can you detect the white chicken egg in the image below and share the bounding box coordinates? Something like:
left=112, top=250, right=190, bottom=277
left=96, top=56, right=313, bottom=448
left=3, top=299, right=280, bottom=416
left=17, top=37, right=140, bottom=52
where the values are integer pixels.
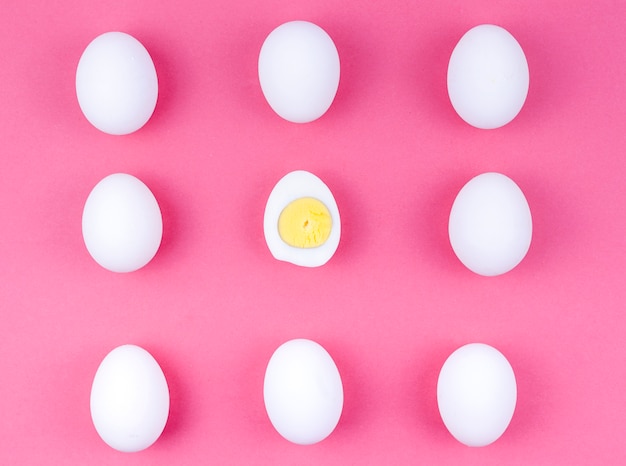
left=437, top=343, right=517, bottom=447
left=76, top=31, right=158, bottom=135
left=448, top=172, right=532, bottom=276
left=258, top=21, right=340, bottom=123
left=263, top=170, right=340, bottom=267
left=264, top=339, right=344, bottom=445
left=90, top=344, right=170, bottom=452
left=82, top=173, right=163, bottom=273
left=447, top=24, right=529, bottom=129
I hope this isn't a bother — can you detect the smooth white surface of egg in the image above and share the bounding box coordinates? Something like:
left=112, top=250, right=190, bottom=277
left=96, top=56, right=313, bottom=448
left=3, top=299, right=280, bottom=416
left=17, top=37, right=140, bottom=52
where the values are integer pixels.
left=264, top=339, right=344, bottom=445
left=447, top=24, right=529, bottom=129
left=437, top=343, right=517, bottom=447
left=258, top=21, right=340, bottom=123
left=448, top=172, right=532, bottom=276
left=76, top=31, right=158, bottom=135
left=82, top=173, right=163, bottom=273
left=90, top=344, right=170, bottom=452
left=263, top=170, right=341, bottom=267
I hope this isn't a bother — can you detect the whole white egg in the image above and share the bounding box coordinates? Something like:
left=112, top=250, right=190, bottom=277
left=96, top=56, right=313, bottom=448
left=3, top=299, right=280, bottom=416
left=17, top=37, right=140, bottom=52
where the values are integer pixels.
left=76, top=31, right=158, bottom=135
left=447, top=24, right=529, bottom=129
left=82, top=173, right=163, bottom=273
left=90, top=344, right=170, bottom=452
left=448, top=172, right=532, bottom=276
left=263, top=339, right=344, bottom=445
left=437, top=343, right=517, bottom=447
left=258, top=21, right=340, bottom=123
left=263, top=170, right=341, bottom=267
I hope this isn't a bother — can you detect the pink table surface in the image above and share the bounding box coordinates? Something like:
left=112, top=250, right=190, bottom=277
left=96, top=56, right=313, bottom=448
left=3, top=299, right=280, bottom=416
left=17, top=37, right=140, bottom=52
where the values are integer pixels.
left=1, top=0, right=625, bottom=464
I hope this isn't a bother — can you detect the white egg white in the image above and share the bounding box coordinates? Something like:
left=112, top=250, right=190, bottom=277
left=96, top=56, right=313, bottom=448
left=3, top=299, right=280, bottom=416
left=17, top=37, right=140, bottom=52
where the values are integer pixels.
left=263, top=170, right=340, bottom=267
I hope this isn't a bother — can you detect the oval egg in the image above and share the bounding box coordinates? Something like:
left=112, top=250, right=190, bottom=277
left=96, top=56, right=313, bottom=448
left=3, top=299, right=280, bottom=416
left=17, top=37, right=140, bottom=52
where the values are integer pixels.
left=437, top=343, right=517, bottom=447
left=447, top=24, right=529, bottom=129
left=76, top=31, right=158, bottom=135
left=82, top=173, right=163, bottom=273
left=448, top=172, right=532, bottom=276
left=90, top=344, right=170, bottom=452
left=258, top=21, right=340, bottom=123
left=263, top=170, right=340, bottom=267
left=263, top=339, right=344, bottom=445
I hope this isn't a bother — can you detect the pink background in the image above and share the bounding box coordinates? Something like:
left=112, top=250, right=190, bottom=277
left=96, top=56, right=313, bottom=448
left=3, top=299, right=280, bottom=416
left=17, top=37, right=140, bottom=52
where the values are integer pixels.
left=1, top=0, right=625, bottom=464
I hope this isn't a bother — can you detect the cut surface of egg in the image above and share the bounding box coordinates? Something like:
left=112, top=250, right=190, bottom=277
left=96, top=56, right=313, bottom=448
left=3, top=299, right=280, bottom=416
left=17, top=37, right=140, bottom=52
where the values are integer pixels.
left=437, top=343, right=517, bottom=447
left=258, top=20, right=340, bottom=123
left=76, top=31, right=158, bottom=135
left=447, top=24, right=529, bottom=129
left=82, top=173, right=163, bottom=273
left=264, top=339, right=344, bottom=445
left=90, top=344, right=170, bottom=452
left=448, top=172, right=532, bottom=276
left=264, top=170, right=340, bottom=267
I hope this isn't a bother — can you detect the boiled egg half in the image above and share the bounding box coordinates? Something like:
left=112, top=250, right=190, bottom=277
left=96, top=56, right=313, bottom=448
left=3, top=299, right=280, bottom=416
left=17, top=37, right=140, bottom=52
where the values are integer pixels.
left=263, top=170, right=340, bottom=267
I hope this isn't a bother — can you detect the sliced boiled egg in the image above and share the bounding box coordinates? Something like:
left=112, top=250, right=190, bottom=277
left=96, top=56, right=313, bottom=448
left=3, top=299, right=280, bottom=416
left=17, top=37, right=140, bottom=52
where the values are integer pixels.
left=263, top=170, right=340, bottom=267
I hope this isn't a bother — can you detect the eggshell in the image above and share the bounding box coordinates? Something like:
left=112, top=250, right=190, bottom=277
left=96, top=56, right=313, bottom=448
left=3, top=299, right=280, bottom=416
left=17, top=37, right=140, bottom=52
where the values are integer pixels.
left=82, top=173, right=163, bottom=273
left=448, top=172, right=532, bottom=276
left=263, top=170, right=341, bottom=267
left=90, top=344, right=170, bottom=452
left=263, top=339, right=343, bottom=444
left=437, top=343, right=517, bottom=447
left=76, top=31, right=158, bottom=135
left=447, top=24, right=529, bottom=129
left=258, top=21, right=340, bottom=123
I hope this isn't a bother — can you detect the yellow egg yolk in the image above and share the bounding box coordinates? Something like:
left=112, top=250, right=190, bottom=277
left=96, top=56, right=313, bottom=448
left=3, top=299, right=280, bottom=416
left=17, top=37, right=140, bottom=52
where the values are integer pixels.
left=278, top=197, right=332, bottom=248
